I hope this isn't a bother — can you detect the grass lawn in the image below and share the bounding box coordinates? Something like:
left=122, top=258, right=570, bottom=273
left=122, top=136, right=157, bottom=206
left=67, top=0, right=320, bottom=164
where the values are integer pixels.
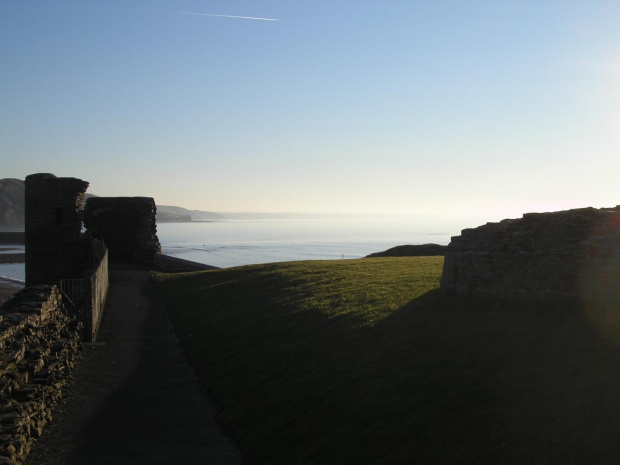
left=153, top=257, right=620, bottom=465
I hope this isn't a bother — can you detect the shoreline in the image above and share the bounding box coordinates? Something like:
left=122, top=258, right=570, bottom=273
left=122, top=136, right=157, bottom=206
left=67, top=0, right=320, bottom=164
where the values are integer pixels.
left=0, top=252, right=24, bottom=264
left=0, top=231, right=25, bottom=244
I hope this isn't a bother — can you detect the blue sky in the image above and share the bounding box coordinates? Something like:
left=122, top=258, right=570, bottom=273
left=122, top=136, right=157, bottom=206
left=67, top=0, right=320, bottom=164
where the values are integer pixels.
left=2, top=1, right=619, bottom=223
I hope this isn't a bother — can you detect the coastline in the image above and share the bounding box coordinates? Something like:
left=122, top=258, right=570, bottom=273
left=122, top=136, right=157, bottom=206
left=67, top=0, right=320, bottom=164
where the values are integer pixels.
left=0, top=231, right=25, bottom=244
left=0, top=228, right=25, bottom=301
left=0, top=252, right=24, bottom=264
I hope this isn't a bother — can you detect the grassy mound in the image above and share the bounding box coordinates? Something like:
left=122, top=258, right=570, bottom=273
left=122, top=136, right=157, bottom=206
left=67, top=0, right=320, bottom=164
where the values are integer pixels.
left=154, top=257, right=620, bottom=465
left=364, top=243, right=446, bottom=258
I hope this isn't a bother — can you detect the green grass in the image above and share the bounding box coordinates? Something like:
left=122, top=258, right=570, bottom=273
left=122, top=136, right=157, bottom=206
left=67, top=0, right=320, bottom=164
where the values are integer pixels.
left=154, top=257, right=620, bottom=465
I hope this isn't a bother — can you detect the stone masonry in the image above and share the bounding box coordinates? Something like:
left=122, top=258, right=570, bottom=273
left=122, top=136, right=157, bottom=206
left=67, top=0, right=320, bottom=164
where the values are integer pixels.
left=440, top=206, right=620, bottom=300
left=83, top=197, right=161, bottom=264
left=0, top=286, right=82, bottom=465
left=25, top=174, right=89, bottom=287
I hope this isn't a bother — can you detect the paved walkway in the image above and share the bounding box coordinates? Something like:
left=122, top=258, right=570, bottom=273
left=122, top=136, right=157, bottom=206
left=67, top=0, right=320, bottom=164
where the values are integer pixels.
left=27, top=263, right=242, bottom=465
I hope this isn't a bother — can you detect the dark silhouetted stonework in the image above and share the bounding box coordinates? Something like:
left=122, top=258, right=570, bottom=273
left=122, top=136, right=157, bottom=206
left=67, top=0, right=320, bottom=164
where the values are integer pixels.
left=83, top=197, right=161, bottom=264
left=25, top=174, right=89, bottom=287
left=440, top=206, right=620, bottom=300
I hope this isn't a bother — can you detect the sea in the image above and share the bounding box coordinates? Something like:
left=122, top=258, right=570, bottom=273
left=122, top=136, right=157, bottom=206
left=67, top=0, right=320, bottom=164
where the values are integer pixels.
left=0, top=217, right=465, bottom=282
left=0, top=244, right=25, bottom=283
left=157, top=217, right=459, bottom=268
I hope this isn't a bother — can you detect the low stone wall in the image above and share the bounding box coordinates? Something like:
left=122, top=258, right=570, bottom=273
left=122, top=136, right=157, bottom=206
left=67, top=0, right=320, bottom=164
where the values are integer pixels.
left=0, top=286, right=82, bottom=465
left=154, top=254, right=219, bottom=273
left=60, top=245, right=109, bottom=342
left=440, top=206, right=620, bottom=300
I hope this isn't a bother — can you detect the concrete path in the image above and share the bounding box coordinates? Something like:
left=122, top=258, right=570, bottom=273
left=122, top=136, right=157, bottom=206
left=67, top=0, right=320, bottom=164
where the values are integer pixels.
left=27, top=263, right=242, bottom=465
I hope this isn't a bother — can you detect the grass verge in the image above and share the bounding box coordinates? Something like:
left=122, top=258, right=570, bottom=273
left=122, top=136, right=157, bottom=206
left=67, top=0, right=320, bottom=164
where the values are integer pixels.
left=154, top=257, right=620, bottom=465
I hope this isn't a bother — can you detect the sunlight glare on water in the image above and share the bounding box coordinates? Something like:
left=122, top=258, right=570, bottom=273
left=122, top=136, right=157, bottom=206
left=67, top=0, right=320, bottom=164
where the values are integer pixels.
left=0, top=217, right=463, bottom=278
left=156, top=217, right=459, bottom=268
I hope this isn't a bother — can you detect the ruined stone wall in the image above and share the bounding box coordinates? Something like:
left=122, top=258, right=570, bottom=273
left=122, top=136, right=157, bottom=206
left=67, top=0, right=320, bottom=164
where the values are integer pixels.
left=83, top=197, right=161, bottom=264
left=440, top=206, right=620, bottom=300
left=0, top=285, right=82, bottom=465
left=25, top=174, right=89, bottom=287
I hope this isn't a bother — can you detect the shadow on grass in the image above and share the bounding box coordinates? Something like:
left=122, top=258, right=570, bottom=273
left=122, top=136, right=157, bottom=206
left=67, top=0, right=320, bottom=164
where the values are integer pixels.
left=343, top=291, right=620, bottom=464
left=166, top=278, right=620, bottom=465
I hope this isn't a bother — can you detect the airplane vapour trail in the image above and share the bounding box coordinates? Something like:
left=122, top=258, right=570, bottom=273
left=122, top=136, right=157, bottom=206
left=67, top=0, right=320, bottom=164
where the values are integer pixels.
left=173, top=12, right=279, bottom=21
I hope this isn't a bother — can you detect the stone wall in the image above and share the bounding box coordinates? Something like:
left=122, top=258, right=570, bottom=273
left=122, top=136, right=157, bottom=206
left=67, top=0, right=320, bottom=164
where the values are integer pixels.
left=24, top=174, right=89, bottom=287
left=440, top=206, right=620, bottom=300
left=0, top=285, right=82, bottom=465
left=83, top=197, right=161, bottom=265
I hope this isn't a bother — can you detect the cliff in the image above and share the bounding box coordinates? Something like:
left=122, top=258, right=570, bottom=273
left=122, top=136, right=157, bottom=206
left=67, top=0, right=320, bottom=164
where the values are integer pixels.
left=156, top=205, right=225, bottom=222
left=0, top=178, right=25, bottom=226
left=0, top=178, right=223, bottom=225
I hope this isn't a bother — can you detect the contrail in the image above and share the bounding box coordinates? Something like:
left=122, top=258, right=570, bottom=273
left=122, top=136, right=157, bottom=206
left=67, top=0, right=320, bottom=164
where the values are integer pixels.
left=172, top=12, right=279, bottom=21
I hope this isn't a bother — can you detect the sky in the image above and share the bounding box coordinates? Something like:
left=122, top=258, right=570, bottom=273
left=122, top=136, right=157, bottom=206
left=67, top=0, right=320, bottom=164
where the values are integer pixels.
left=2, top=0, right=619, bottom=224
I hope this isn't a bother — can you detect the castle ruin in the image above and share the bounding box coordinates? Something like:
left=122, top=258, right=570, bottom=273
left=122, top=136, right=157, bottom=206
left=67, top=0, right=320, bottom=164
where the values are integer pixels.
left=83, top=197, right=161, bottom=264
left=25, top=174, right=89, bottom=287
left=440, top=206, right=620, bottom=301
left=22, top=173, right=162, bottom=340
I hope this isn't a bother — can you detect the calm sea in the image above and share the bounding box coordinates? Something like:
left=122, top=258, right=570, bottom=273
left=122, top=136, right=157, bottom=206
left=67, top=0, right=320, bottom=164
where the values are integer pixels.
left=157, top=217, right=458, bottom=268
left=0, top=217, right=463, bottom=281
left=0, top=244, right=25, bottom=282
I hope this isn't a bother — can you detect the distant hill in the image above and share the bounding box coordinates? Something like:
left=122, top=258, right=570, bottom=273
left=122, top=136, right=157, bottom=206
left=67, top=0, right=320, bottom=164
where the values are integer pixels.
left=214, top=212, right=355, bottom=220
left=156, top=205, right=225, bottom=223
left=0, top=178, right=223, bottom=225
left=365, top=244, right=447, bottom=258
left=0, top=178, right=25, bottom=226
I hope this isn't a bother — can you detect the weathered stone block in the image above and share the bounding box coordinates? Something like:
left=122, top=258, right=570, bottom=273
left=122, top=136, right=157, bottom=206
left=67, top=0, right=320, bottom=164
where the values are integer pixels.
left=441, top=206, right=620, bottom=300
left=0, top=286, right=82, bottom=465
left=24, top=174, right=89, bottom=287
left=83, top=197, right=161, bottom=264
